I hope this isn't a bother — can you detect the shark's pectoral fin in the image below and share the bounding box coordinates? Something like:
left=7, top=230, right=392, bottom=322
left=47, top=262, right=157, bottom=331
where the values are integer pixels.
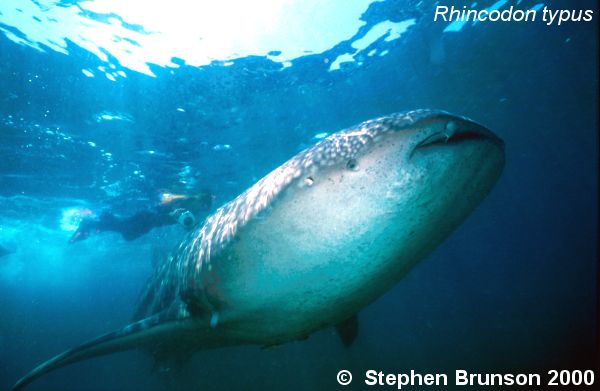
left=11, top=310, right=193, bottom=391
left=335, top=314, right=359, bottom=347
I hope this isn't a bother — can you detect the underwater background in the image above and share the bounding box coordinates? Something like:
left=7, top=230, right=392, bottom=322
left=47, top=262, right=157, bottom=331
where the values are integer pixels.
left=0, top=0, right=597, bottom=390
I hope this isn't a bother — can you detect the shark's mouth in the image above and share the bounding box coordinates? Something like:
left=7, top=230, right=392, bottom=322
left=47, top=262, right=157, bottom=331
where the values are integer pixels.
left=414, top=124, right=503, bottom=152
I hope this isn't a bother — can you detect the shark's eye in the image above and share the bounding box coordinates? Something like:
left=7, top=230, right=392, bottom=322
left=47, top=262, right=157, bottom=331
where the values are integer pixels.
left=346, top=159, right=359, bottom=171
left=304, top=176, right=314, bottom=186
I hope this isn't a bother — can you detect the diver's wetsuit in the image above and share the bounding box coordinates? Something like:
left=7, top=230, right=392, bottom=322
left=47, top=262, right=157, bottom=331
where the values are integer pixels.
left=69, top=192, right=212, bottom=243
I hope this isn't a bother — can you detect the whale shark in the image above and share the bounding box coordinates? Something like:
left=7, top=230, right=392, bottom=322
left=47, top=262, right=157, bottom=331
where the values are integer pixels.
left=11, top=110, right=504, bottom=390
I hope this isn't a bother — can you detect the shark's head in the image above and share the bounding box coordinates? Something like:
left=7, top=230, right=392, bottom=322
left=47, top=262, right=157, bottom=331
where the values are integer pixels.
left=350, top=110, right=505, bottom=212
left=290, top=110, right=505, bottom=223
left=247, top=109, right=505, bottom=288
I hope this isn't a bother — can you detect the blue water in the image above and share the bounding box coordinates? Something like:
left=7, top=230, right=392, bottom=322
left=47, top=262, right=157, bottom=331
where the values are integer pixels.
left=0, top=0, right=597, bottom=390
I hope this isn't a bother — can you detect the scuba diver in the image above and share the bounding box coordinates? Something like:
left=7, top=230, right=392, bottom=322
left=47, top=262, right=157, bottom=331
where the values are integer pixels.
left=69, top=190, right=214, bottom=243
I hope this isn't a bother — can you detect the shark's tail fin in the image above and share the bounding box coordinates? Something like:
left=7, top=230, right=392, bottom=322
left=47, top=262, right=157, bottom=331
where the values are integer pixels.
left=11, top=312, right=186, bottom=391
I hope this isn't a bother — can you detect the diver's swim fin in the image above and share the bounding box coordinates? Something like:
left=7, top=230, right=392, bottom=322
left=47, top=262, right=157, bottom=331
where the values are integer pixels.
left=335, top=314, right=359, bottom=347
left=11, top=311, right=189, bottom=391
